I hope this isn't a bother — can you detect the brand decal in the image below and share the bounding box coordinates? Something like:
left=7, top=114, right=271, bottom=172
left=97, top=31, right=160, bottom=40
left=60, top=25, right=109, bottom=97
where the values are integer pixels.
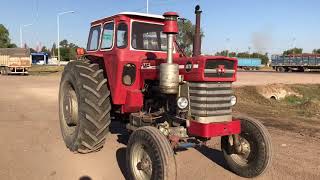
left=185, top=61, right=193, bottom=72
left=142, top=63, right=151, bottom=68
left=216, top=65, right=225, bottom=74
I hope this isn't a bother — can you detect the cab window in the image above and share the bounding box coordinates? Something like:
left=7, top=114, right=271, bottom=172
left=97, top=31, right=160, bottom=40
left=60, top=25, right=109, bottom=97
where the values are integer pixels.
left=131, top=21, right=167, bottom=51
left=101, top=22, right=114, bottom=49
left=117, top=23, right=128, bottom=48
left=87, top=25, right=101, bottom=51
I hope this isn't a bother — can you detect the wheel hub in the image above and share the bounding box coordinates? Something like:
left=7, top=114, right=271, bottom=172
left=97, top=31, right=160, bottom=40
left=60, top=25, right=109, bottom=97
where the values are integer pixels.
left=230, top=136, right=252, bottom=166
left=63, top=84, right=78, bottom=127
left=137, top=156, right=152, bottom=171
left=132, top=144, right=153, bottom=179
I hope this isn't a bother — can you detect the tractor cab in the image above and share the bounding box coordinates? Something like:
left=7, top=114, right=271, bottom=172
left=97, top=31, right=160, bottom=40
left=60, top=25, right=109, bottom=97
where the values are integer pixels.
left=86, top=12, right=177, bottom=58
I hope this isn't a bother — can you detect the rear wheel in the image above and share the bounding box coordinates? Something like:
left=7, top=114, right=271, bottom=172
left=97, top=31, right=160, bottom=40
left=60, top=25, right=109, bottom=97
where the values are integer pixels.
left=126, top=126, right=177, bottom=180
left=221, top=116, right=272, bottom=178
left=59, top=60, right=111, bottom=153
left=277, top=67, right=285, bottom=72
left=0, top=67, right=9, bottom=75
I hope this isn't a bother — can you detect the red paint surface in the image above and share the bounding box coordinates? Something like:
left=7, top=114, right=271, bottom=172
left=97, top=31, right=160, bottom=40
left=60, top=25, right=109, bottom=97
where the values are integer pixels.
left=163, top=12, right=179, bottom=34
left=86, top=13, right=238, bottom=113
left=122, top=90, right=143, bottom=112
left=188, top=120, right=241, bottom=138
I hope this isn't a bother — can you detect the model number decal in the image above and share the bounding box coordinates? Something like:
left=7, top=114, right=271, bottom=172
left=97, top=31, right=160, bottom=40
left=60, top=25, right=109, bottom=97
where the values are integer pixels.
left=141, top=63, right=199, bottom=70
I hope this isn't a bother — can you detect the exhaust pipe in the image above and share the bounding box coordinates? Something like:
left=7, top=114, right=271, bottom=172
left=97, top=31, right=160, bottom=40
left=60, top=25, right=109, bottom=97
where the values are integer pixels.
left=193, top=5, right=202, bottom=57
left=160, top=12, right=179, bottom=94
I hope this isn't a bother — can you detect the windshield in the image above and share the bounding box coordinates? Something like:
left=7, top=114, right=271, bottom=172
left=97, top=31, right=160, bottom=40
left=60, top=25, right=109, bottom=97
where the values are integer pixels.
left=131, top=21, right=167, bottom=51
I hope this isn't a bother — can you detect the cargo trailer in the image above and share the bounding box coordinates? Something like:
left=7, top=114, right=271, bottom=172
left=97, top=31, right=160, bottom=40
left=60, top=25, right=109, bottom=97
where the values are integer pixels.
left=271, top=54, right=320, bottom=72
left=237, top=58, right=262, bottom=70
left=0, top=48, right=31, bottom=75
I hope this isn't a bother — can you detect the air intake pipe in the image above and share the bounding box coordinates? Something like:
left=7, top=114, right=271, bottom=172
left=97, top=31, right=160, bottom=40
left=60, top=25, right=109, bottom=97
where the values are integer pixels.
left=193, top=5, right=202, bottom=57
left=160, top=12, right=179, bottom=94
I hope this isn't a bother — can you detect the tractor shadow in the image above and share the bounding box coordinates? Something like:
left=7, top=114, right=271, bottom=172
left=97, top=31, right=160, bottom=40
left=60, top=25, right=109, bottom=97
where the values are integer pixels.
left=109, top=121, right=232, bottom=177
left=116, top=147, right=129, bottom=180
left=109, top=121, right=130, bottom=179
left=109, top=121, right=130, bottom=145
left=195, top=146, right=231, bottom=172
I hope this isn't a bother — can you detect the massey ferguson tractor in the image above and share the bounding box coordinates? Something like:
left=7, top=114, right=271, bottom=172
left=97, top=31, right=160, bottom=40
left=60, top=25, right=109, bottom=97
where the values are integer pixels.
left=59, top=5, right=272, bottom=180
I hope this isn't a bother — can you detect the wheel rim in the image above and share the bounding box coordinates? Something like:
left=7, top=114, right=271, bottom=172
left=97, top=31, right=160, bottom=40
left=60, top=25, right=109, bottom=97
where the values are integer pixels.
left=131, top=142, right=153, bottom=180
left=230, top=135, right=255, bottom=166
left=61, top=82, right=78, bottom=134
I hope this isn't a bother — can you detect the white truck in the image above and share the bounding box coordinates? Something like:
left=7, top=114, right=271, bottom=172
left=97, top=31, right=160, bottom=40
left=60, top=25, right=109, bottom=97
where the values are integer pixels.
left=0, top=48, right=31, bottom=75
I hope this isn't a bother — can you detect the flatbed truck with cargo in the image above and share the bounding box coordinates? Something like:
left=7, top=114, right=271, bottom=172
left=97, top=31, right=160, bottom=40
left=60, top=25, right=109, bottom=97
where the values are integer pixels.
left=0, top=48, right=31, bottom=75
left=271, top=54, right=320, bottom=72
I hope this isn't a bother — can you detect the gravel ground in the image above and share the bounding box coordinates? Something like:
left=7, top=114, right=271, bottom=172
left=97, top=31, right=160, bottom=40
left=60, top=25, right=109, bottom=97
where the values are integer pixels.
left=0, top=73, right=319, bottom=180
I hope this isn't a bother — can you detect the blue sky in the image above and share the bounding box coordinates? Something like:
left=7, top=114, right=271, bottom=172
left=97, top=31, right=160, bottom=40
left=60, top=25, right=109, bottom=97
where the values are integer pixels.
left=1, top=0, right=319, bottom=54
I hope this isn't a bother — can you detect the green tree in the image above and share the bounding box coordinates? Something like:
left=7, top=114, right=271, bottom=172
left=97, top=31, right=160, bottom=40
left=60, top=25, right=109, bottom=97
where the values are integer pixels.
left=41, top=46, right=51, bottom=57
left=177, top=18, right=204, bottom=57
left=215, top=51, right=237, bottom=57
left=59, top=39, right=69, bottom=48
left=215, top=50, right=229, bottom=56
left=51, top=43, right=57, bottom=57
left=57, top=39, right=80, bottom=61
left=0, top=24, right=17, bottom=48
left=283, top=48, right=303, bottom=55
left=312, top=49, right=320, bottom=54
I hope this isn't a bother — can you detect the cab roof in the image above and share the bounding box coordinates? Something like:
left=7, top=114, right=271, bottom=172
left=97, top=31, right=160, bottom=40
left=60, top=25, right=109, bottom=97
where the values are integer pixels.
left=91, top=12, right=164, bottom=24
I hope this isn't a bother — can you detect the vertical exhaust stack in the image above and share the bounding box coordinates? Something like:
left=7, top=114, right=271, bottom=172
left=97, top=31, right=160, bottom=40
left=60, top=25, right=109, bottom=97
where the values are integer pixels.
left=160, top=12, right=179, bottom=94
left=193, top=5, right=202, bottom=57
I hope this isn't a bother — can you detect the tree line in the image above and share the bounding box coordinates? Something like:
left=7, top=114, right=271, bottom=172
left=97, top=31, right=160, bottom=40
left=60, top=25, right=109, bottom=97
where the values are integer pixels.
left=35, top=39, right=80, bottom=61
left=2, top=22, right=320, bottom=63
left=0, top=24, right=80, bottom=61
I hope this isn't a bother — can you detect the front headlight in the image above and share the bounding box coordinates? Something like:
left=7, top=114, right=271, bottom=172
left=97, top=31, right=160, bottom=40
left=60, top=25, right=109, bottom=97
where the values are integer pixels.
left=177, top=97, right=189, bottom=109
left=230, top=95, right=237, bottom=106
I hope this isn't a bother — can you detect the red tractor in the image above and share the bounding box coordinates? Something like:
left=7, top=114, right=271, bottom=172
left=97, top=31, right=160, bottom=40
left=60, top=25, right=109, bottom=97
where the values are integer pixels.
left=59, top=5, right=272, bottom=180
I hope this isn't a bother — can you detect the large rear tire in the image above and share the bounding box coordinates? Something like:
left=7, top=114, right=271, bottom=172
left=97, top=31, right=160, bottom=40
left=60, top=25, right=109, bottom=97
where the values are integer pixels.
left=126, top=126, right=177, bottom=180
left=59, top=60, right=111, bottom=153
left=221, top=116, right=272, bottom=178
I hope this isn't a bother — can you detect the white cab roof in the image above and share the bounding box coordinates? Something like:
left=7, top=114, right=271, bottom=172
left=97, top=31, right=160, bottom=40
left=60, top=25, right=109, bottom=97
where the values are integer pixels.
left=119, top=12, right=164, bottom=19
left=91, top=12, right=164, bottom=23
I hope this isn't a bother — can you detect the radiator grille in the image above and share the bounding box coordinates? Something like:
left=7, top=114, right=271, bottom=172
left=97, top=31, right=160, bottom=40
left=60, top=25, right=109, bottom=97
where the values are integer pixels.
left=189, top=82, right=232, bottom=117
left=204, top=60, right=235, bottom=78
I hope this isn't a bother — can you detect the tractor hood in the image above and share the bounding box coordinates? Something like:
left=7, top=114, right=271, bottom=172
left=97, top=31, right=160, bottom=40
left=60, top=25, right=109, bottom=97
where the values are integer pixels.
left=175, top=55, right=238, bottom=82
left=140, top=55, right=238, bottom=82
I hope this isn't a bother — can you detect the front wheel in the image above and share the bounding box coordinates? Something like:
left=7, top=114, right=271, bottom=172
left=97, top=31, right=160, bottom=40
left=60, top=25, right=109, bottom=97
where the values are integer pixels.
left=126, top=126, right=177, bottom=180
left=221, top=116, right=272, bottom=178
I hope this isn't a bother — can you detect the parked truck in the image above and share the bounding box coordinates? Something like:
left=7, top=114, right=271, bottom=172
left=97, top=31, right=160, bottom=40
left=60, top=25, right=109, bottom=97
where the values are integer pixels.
left=237, top=58, right=262, bottom=70
left=59, top=5, right=272, bottom=180
left=0, top=48, right=31, bottom=75
left=271, top=54, right=320, bottom=72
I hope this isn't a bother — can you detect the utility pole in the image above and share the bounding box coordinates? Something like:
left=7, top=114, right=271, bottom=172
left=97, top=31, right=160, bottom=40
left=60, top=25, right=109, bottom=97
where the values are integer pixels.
left=57, top=11, right=75, bottom=65
left=226, top=37, right=230, bottom=57
left=147, top=0, right=149, bottom=14
left=20, top=24, right=33, bottom=48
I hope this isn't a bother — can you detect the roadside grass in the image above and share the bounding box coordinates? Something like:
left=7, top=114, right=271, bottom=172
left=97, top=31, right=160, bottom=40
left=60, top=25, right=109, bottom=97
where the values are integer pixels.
left=258, top=66, right=273, bottom=71
left=29, top=65, right=64, bottom=75
left=234, top=84, right=320, bottom=137
left=235, top=84, right=320, bottom=117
